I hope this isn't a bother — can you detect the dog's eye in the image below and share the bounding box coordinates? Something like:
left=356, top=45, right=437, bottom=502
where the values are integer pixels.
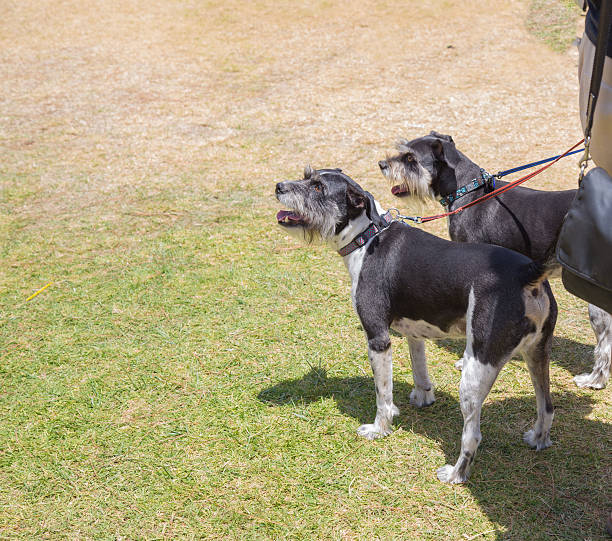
left=405, top=155, right=414, bottom=162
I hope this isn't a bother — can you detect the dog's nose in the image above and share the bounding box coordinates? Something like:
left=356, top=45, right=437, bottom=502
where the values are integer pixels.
left=378, top=160, right=388, bottom=170
left=275, top=182, right=287, bottom=195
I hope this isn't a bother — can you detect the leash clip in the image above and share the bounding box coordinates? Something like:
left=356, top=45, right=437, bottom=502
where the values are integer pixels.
left=578, top=135, right=591, bottom=184
left=481, top=169, right=496, bottom=191
left=388, top=208, right=421, bottom=224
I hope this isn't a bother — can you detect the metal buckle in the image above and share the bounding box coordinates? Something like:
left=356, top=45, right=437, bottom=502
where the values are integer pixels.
left=388, top=208, right=421, bottom=224
left=578, top=135, right=591, bottom=183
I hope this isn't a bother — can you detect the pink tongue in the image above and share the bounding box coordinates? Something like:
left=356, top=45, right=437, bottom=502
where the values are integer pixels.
left=391, top=185, right=407, bottom=196
left=276, top=210, right=301, bottom=222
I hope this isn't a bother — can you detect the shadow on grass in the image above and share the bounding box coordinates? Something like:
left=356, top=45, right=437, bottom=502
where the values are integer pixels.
left=258, top=367, right=610, bottom=540
left=436, top=336, right=598, bottom=379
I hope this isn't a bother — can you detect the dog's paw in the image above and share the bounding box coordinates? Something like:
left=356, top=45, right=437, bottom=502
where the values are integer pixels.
left=573, top=371, right=607, bottom=389
left=410, top=386, right=435, bottom=408
left=357, top=423, right=392, bottom=440
left=436, top=464, right=467, bottom=484
left=454, top=358, right=464, bottom=370
left=523, top=429, right=552, bottom=451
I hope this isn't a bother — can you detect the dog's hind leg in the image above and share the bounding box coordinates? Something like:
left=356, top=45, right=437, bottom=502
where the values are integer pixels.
left=408, top=339, right=435, bottom=407
left=574, top=305, right=611, bottom=389
left=522, top=335, right=554, bottom=451
left=522, top=282, right=556, bottom=450
left=357, top=334, right=399, bottom=440
left=437, top=355, right=501, bottom=484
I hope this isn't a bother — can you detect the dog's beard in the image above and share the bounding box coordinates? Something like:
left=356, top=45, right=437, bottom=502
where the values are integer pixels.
left=277, top=190, right=340, bottom=243
left=385, top=159, right=435, bottom=203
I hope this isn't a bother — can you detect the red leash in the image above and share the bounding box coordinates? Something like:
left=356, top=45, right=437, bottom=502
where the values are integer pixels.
left=413, top=139, right=585, bottom=224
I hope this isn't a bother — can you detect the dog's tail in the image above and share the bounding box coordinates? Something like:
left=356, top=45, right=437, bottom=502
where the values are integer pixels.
left=522, top=261, right=556, bottom=289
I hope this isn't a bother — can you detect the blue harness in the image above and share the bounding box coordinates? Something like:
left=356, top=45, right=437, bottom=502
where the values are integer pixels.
left=439, top=169, right=496, bottom=207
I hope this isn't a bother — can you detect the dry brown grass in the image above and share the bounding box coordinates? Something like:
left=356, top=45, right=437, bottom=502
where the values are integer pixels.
left=1, top=0, right=584, bottom=201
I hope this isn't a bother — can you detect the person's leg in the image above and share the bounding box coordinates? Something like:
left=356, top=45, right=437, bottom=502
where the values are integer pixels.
left=579, top=33, right=612, bottom=539
left=578, top=34, right=612, bottom=174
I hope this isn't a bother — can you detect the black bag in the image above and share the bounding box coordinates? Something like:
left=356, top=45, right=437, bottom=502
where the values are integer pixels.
left=557, top=167, right=612, bottom=312
left=556, top=0, right=612, bottom=312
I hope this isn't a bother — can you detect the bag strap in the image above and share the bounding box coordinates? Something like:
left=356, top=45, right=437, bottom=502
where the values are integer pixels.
left=586, top=0, right=612, bottom=136
left=580, top=0, right=612, bottom=181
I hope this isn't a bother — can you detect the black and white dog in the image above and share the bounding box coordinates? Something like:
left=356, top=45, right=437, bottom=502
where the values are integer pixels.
left=378, top=132, right=611, bottom=389
left=275, top=166, right=557, bottom=483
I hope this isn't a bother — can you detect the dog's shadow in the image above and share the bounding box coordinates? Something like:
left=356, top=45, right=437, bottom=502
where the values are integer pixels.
left=258, top=366, right=610, bottom=539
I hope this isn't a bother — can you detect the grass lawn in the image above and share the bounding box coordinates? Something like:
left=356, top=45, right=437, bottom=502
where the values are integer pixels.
left=1, top=0, right=610, bottom=539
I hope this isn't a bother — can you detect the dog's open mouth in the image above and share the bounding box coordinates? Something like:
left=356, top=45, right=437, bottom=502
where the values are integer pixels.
left=391, top=184, right=410, bottom=196
left=277, top=209, right=307, bottom=227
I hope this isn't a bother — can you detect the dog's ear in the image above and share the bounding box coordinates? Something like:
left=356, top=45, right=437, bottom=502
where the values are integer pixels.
left=431, top=138, right=460, bottom=168
left=304, top=164, right=315, bottom=179
left=429, top=130, right=454, bottom=143
left=347, top=184, right=385, bottom=227
left=346, top=184, right=366, bottom=209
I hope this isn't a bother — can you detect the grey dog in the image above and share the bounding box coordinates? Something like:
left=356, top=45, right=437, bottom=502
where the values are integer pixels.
left=275, top=167, right=557, bottom=483
left=379, top=132, right=611, bottom=389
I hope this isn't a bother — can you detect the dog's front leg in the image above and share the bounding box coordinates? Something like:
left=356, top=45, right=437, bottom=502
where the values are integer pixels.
left=357, top=334, right=399, bottom=440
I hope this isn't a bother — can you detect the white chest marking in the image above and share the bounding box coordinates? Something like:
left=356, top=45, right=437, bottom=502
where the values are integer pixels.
left=344, top=248, right=366, bottom=311
left=335, top=206, right=382, bottom=311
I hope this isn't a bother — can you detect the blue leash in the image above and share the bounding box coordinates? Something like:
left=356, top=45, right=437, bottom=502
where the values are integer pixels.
left=438, top=147, right=585, bottom=208
left=495, top=148, right=584, bottom=178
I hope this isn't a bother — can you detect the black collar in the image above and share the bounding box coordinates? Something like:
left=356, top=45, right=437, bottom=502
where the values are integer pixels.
left=439, top=169, right=495, bottom=207
left=337, top=212, right=394, bottom=257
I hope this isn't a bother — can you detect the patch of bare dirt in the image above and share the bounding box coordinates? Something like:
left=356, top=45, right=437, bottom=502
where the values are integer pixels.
left=1, top=0, right=583, bottom=230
